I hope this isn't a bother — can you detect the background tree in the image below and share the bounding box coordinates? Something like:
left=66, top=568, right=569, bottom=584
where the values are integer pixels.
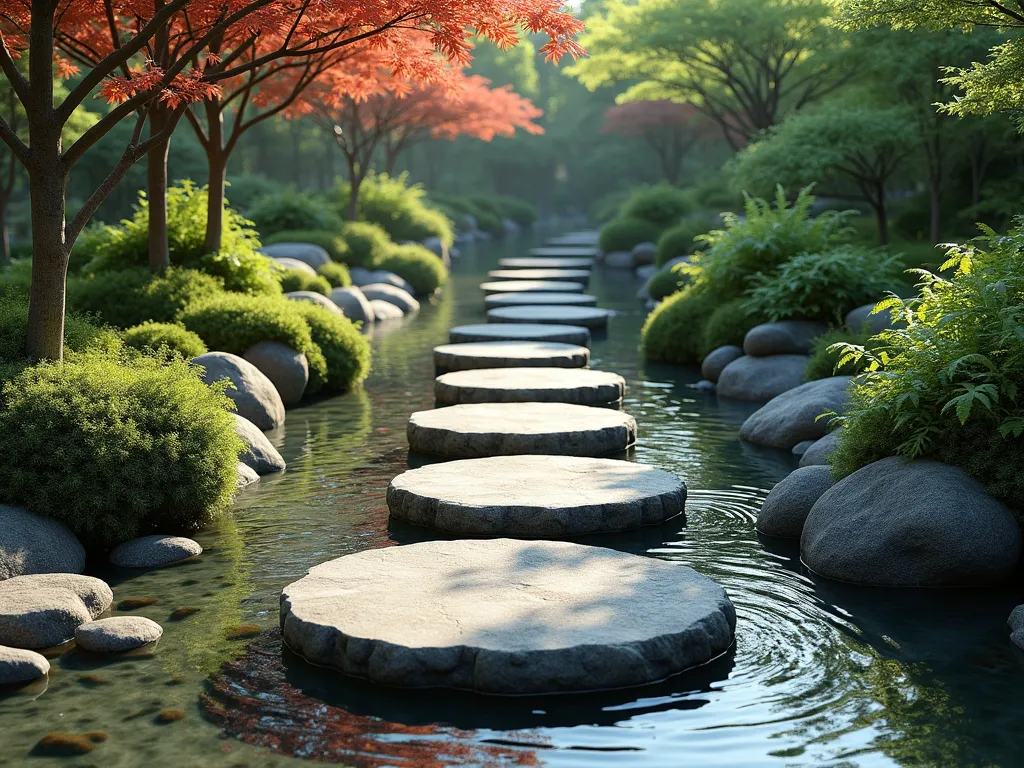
left=601, top=100, right=708, bottom=183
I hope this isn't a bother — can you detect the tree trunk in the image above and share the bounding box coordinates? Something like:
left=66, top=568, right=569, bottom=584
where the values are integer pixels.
left=873, top=196, right=889, bottom=246
left=203, top=96, right=227, bottom=254
left=0, top=195, right=10, bottom=267
left=347, top=162, right=360, bottom=222
left=25, top=152, right=69, bottom=361
left=929, top=178, right=941, bottom=244
left=147, top=106, right=171, bottom=273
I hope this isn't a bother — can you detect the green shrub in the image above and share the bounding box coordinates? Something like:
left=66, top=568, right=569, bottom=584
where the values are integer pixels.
left=288, top=301, right=371, bottom=393
left=338, top=221, right=393, bottom=269
left=0, top=349, right=242, bottom=548
left=805, top=327, right=878, bottom=380
left=647, top=264, right=688, bottom=301
left=599, top=216, right=663, bottom=253
left=179, top=293, right=328, bottom=387
left=495, top=196, right=537, bottom=227
left=376, top=244, right=448, bottom=296
left=248, top=188, right=342, bottom=236
left=830, top=225, right=1024, bottom=510
left=263, top=229, right=350, bottom=263
left=317, top=262, right=351, bottom=288
left=224, top=174, right=278, bottom=212
left=198, top=251, right=281, bottom=296
left=124, top=321, right=208, bottom=359
left=591, top=188, right=632, bottom=225
left=743, top=246, right=905, bottom=324
left=621, top=184, right=694, bottom=229
left=340, top=173, right=454, bottom=246
left=0, top=258, right=33, bottom=296
left=69, top=268, right=226, bottom=329
left=430, top=193, right=504, bottom=236
left=640, top=286, right=718, bottom=364
left=278, top=268, right=331, bottom=296
left=700, top=298, right=763, bottom=355
left=656, top=218, right=711, bottom=267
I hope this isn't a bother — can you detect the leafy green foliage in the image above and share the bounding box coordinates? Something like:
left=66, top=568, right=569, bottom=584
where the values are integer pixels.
left=743, top=246, right=905, bottom=323
left=599, top=216, right=663, bottom=253
left=198, top=251, right=282, bottom=296
left=376, top=244, right=448, bottom=296
left=640, top=285, right=718, bottom=364
left=338, top=222, right=393, bottom=269
left=701, top=298, right=764, bottom=355
left=805, top=326, right=885, bottom=380
left=621, top=184, right=694, bottom=228
left=656, top=218, right=710, bottom=266
left=0, top=349, right=242, bottom=549
left=69, top=268, right=226, bottom=329
left=247, top=188, right=343, bottom=236
left=263, top=229, right=351, bottom=263
left=340, top=173, right=454, bottom=246
left=317, top=262, right=351, bottom=288
left=124, top=322, right=207, bottom=359
left=278, top=268, right=331, bottom=296
left=494, top=195, right=537, bottom=226
left=288, top=302, right=371, bottom=394
left=431, top=193, right=504, bottom=236
left=647, top=264, right=688, bottom=301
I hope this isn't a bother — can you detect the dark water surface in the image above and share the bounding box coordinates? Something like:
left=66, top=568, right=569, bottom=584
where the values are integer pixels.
left=3, top=236, right=1024, bottom=767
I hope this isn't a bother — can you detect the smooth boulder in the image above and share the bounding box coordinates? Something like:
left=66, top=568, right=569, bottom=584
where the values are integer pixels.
left=846, top=303, right=900, bottom=335
left=110, top=536, right=202, bottom=569
left=193, top=352, right=286, bottom=431
left=0, top=645, right=50, bottom=684
left=0, top=574, right=113, bottom=649
left=757, top=466, right=835, bottom=539
left=701, top=345, right=743, bottom=384
left=232, top=414, right=286, bottom=474
left=716, top=355, right=809, bottom=402
left=271, top=257, right=318, bottom=276
left=285, top=291, right=344, bottom=316
left=329, top=287, right=375, bottom=325
left=361, top=283, right=419, bottom=314
left=260, top=243, right=331, bottom=270
left=631, top=241, right=657, bottom=266
left=1009, top=606, right=1024, bottom=649
left=0, top=505, right=85, bottom=581
left=799, top=428, right=844, bottom=467
left=369, top=299, right=404, bottom=321
left=801, top=457, right=1021, bottom=586
left=603, top=251, right=634, bottom=269
left=243, top=341, right=309, bottom=407
left=75, top=617, right=163, bottom=653
left=739, top=377, right=852, bottom=450
left=743, top=321, right=827, bottom=357
left=236, top=462, right=260, bottom=489
left=349, top=267, right=414, bottom=295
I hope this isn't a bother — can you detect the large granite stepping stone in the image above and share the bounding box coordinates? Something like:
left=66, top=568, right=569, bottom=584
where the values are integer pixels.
left=488, top=306, right=612, bottom=330
left=485, top=292, right=598, bottom=309
left=480, top=280, right=585, bottom=295
left=487, top=269, right=591, bottom=286
left=499, top=257, right=595, bottom=270
left=75, top=617, right=163, bottom=653
left=435, top=341, right=589, bottom=374
left=0, top=574, right=113, bottom=649
left=388, top=456, right=683, bottom=536
left=435, top=368, right=625, bottom=406
left=407, top=402, right=636, bottom=458
left=449, top=323, right=590, bottom=347
left=280, top=539, right=735, bottom=694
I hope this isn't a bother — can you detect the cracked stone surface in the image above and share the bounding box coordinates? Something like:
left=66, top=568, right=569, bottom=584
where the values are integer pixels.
left=280, top=538, right=735, bottom=694
left=388, top=455, right=684, bottom=536
left=435, top=368, right=625, bottom=406
left=407, top=402, right=637, bottom=458
left=480, top=280, right=585, bottom=295
left=449, top=323, right=590, bottom=346
left=486, top=269, right=591, bottom=285
left=485, top=292, right=598, bottom=309
left=434, top=341, right=590, bottom=374
left=498, top=258, right=595, bottom=270
left=488, top=306, right=612, bottom=330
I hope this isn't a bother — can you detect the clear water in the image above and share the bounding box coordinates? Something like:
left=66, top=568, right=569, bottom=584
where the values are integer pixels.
left=3, top=236, right=1024, bottom=767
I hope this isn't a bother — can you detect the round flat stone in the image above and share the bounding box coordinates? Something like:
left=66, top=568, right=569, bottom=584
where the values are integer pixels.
left=487, top=269, right=591, bottom=285
left=434, top=341, right=589, bottom=374
left=485, top=292, right=598, bottom=309
left=280, top=539, right=735, bottom=694
left=498, top=257, right=594, bottom=270
left=449, top=323, right=590, bottom=346
left=407, top=402, right=636, bottom=458
left=75, top=616, right=163, bottom=653
left=109, top=535, right=202, bottom=568
left=531, top=246, right=598, bottom=256
left=488, top=306, right=613, bottom=330
left=388, top=455, right=683, bottom=536
left=435, top=368, right=625, bottom=406
left=480, top=280, right=585, bottom=295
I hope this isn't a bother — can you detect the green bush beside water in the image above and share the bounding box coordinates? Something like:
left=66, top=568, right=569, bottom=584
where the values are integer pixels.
left=599, top=216, right=663, bottom=253
left=289, top=301, right=371, bottom=393
left=376, top=244, right=448, bottom=295
left=647, top=265, right=688, bottom=301
left=263, top=229, right=350, bottom=263
left=655, top=218, right=710, bottom=267
left=278, top=268, right=331, bottom=296
left=340, top=173, right=454, bottom=247
left=621, top=184, right=694, bottom=229
left=247, top=189, right=343, bottom=236
left=124, top=322, right=208, bottom=359
left=317, top=262, right=351, bottom=288
left=337, top=222, right=392, bottom=269
left=69, top=268, right=226, bottom=329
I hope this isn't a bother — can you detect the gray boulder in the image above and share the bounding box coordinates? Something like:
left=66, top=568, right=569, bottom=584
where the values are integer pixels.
left=792, top=440, right=816, bottom=456
left=260, top=243, right=331, bottom=270
left=270, top=257, right=318, bottom=276
left=110, top=535, right=202, bottom=568
left=1009, top=605, right=1024, bottom=649
left=739, top=377, right=852, bottom=450
left=421, top=236, right=449, bottom=265
left=75, top=616, right=163, bottom=653
left=701, top=345, right=744, bottom=384
left=243, top=341, right=309, bottom=407
left=743, top=321, right=828, bottom=357
left=757, top=465, right=835, bottom=539
left=0, top=505, right=85, bottom=581
left=631, top=241, right=657, bottom=266
left=285, top=291, right=344, bottom=316
left=846, top=303, right=901, bottom=335
left=0, top=645, right=49, bottom=684
left=799, top=428, right=844, bottom=467
left=330, top=287, right=375, bottom=325
left=236, top=462, right=260, bottom=489
left=0, top=574, right=113, bottom=648
left=635, top=264, right=658, bottom=282
left=716, top=355, right=809, bottom=402
left=232, top=414, right=285, bottom=474
left=603, top=251, right=634, bottom=269
left=192, top=352, right=285, bottom=431
left=349, top=268, right=415, bottom=295
left=370, top=299, right=404, bottom=321
left=802, top=457, right=1021, bottom=586
left=361, top=283, right=420, bottom=314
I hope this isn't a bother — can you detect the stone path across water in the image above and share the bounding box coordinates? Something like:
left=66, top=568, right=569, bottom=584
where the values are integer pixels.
left=488, top=305, right=613, bottom=330
left=486, top=269, right=591, bottom=285
left=435, top=367, right=624, bottom=406
left=498, top=257, right=595, bottom=270
left=480, top=280, right=585, bottom=294
left=485, top=292, right=598, bottom=309
left=434, top=341, right=590, bottom=374
left=449, top=323, right=590, bottom=347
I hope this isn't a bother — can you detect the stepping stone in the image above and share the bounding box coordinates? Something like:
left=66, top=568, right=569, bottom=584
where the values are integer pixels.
left=488, top=306, right=613, bottom=330
left=499, top=257, right=595, bottom=270
left=531, top=246, right=599, bottom=257
left=388, top=455, right=683, bottom=536
left=480, top=280, right=585, bottom=295
left=75, top=617, right=163, bottom=653
left=280, top=539, right=735, bottom=694
left=486, top=269, right=591, bottom=286
left=435, top=368, right=625, bottom=406
left=485, top=292, right=598, bottom=309
left=449, top=323, right=590, bottom=347
left=407, top=402, right=636, bottom=458
left=109, top=535, right=202, bottom=568
left=435, top=341, right=589, bottom=374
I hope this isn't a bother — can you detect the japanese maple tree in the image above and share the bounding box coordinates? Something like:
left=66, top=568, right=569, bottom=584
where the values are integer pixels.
left=601, top=100, right=709, bottom=184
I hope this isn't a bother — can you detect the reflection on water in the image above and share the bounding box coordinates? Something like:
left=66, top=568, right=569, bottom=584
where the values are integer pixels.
left=2, top=236, right=1024, bottom=767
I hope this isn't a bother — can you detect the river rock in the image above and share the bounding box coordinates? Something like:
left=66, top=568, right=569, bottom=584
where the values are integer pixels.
left=193, top=352, right=285, bottom=431
left=846, top=303, right=900, bottom=335
left=236, top=462, right=260, bottom=489
left=329, top=287, right=375, bottom=325
left=285, top=291, right=344, bottom=316
left=0, top=645, right=49, bottom=684
left=232, top=414, right=285, bottom=474
left=75, top=617, right=163, bottom=653
left=435, top=368, right=625, bottom=406
left=435, top=341, right=590, bottom=374
left=369, top=299, right=404, bottom=321
left=799, top=428, right=844, bottom=467
left=243, top=341, right=309, bottom=407
left=1009, top=606, right=1024, bottom=649
left=270, top=257, right=318, bottom=276
left=109, top=536, right=202, bottom=568
left=349, top=268, right=415, bottom=295
left=801, top=457, right=1021, bottom=586
left=360, top=283, right=419, bottom=314
left=486, top=269, right=591, bottom=286
left=603, top=251, right=634, bottom=269
left=449, top=323, right=590, bottom=347
left=739, top=377, right=852, bottom=450
left=631, top=241, right=657, bottom=266
left=485, top=292, right=598, bottom=309
left=757, top=466, right=835, bottom=539
left=716, top=355, right=809, bottom=402
left=487, top=306, right=612, bottom=330
left=792, top=440, right=815, bottom=456
left=0, top=574, right=113, bottom=649
left=743, top=321, right=828, bottom=357
left=260, top=243, right=331, bottom=270
left=498, top=257, right=594, bottom=270
left=280, top=539, right=735, bottom=694
left=480, top=280, right=586, bottom=294
left=0, top=505, right=85, bottom=581
left=701, top=345, right=743, bottom=383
